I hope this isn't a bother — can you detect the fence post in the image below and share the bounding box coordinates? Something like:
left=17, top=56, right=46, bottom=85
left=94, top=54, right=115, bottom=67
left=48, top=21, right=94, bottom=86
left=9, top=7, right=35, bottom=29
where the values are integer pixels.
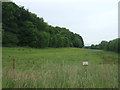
left=13, top=59, right=16, bottom=71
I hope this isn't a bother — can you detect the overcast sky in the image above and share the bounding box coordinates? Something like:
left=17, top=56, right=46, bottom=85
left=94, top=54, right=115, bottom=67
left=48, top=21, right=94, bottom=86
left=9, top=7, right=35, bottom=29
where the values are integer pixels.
left=12, top=0, right=119, bottom=46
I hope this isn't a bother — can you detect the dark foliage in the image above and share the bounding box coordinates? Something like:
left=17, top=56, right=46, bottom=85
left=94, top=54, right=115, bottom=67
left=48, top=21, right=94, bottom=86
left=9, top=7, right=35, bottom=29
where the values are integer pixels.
left=85, top=38, right=120, bottom=53
left=2, top=2, right=84, bottom=48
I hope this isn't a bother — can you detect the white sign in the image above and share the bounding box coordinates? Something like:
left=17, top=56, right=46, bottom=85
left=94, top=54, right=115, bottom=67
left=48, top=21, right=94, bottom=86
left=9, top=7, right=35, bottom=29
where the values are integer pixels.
left=83, top=61, right=88, bottom=66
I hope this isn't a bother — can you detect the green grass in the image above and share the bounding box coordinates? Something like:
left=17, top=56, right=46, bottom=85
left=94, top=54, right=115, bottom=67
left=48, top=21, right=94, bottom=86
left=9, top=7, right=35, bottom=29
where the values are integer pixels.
left=2, top=47, right=118, bottom=88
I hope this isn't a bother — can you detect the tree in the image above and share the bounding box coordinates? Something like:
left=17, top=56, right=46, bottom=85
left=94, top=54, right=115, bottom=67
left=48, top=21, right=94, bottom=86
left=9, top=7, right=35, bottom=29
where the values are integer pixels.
left=18, top=21, right=36, bottom=47
left=37, top=31, right=50, bottom=48
left=107, top=39, right=119, bottom=52
left=72, top=34, right=84, bottom=48
left=99, top=41, right=108, bottom=50
left=2, top=31, right=18, bottom=46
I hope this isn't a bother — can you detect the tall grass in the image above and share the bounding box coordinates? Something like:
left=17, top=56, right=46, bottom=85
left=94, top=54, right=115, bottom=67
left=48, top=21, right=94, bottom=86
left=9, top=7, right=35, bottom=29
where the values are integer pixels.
left=2, top=47, right=118, bottom=88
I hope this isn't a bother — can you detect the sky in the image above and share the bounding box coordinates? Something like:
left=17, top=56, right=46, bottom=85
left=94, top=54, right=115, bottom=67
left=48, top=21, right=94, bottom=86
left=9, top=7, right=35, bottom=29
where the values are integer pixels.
left=11, top=0, right=119, bottom=46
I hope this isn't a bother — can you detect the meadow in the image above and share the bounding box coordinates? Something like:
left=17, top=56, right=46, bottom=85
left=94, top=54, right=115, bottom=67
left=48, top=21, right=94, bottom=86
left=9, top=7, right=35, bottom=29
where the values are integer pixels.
left=2, top=47, right=118, bottom=88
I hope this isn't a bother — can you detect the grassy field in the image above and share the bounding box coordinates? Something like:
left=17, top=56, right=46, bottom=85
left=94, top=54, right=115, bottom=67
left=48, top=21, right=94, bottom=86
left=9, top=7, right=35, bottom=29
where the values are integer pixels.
left=2, top=47, right=118, bottom=88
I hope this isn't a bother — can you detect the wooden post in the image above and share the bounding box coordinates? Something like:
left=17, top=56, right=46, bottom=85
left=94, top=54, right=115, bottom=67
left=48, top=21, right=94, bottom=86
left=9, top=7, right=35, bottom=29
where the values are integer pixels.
left=13, top=59, right=16, bottom=70
left=12, top=59, right=16, bottom=80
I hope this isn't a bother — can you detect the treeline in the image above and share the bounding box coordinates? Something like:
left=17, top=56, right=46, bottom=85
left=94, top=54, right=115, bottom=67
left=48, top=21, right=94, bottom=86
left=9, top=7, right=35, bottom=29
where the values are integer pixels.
left=85, top=38, right=120, bottom=53
left=2, top=2, right=84, bottom=48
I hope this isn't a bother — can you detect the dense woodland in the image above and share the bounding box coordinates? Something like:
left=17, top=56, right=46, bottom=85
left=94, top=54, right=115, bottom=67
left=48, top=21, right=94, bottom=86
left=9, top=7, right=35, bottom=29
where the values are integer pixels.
left=2, top=2, right=84, bottom=48
left=85, top=38, right=120, bottom=53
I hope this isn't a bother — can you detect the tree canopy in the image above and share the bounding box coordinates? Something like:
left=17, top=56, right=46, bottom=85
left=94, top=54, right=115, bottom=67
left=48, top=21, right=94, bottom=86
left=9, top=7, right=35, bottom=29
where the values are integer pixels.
left=2, top=2, right=84, bottom=48
left=85, top=38, right=120, bottom=53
